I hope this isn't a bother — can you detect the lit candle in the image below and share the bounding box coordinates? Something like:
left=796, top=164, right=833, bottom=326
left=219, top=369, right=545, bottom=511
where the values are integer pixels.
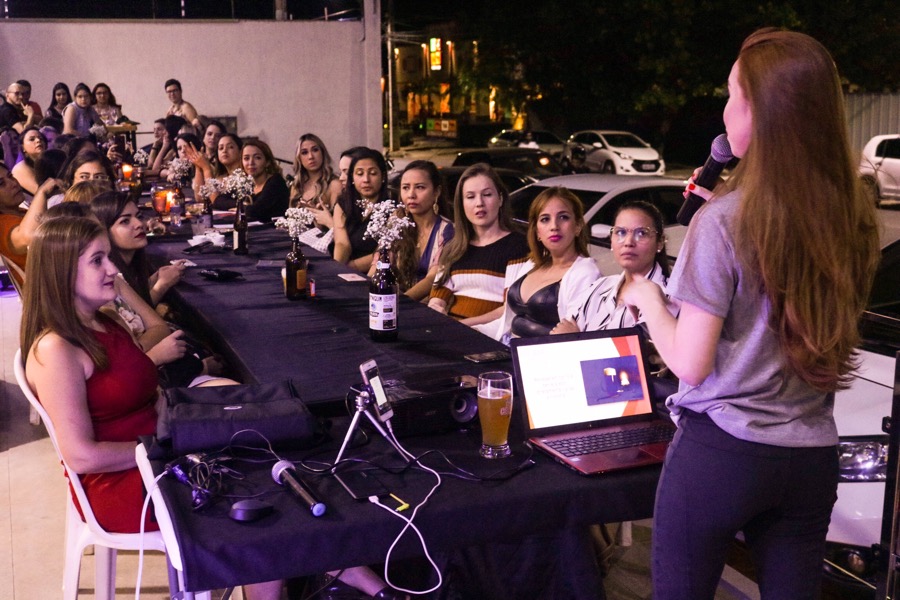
left=167, top=191, right=174, bottom=210
left=121, top=163, right=133, bottom=180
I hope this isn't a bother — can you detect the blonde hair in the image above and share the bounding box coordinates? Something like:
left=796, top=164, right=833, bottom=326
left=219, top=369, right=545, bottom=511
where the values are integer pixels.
left=726, top=29, right=880, bottom=391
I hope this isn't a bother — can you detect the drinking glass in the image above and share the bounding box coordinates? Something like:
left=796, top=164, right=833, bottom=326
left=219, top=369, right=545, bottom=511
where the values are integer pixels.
left=477, top=371, right=514, bottom=458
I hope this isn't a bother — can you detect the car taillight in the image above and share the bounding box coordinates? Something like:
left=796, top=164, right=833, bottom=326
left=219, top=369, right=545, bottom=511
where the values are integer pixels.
left=838, top=437, right=888, bottom=482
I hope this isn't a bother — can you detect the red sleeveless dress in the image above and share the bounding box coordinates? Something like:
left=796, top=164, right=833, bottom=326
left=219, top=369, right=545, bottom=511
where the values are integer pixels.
left=76, top=318, right=160, bottom=533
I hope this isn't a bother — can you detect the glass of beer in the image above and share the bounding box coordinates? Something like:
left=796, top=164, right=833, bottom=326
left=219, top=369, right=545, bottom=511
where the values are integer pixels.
left=477, top=371, right=514, bottom=458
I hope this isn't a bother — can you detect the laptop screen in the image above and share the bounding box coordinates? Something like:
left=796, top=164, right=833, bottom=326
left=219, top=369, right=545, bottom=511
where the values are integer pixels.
left=511, top=328, right=654, bottom=432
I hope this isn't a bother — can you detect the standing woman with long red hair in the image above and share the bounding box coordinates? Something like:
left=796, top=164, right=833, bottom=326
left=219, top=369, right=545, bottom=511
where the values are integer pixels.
left=624, top=28, right=880, bottom=599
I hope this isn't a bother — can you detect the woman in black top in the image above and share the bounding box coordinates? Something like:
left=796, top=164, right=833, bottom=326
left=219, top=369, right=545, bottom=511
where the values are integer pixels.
left=332, top=147, right=390, bottom=272
left=241, top=139, right=289, bottom=223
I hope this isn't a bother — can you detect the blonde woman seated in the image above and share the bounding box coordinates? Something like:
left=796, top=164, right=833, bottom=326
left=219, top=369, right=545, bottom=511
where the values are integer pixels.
left=553, top=200, right=677, bottom=334
left=478, top=186, right=599, bottom=343
left=428, top=163, right=528, bottom=324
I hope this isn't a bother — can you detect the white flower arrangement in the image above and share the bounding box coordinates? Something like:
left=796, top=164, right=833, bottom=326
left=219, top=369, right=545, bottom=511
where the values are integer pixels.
left=132, top=148, right=150, bottom=167
left=89, top=123, right=109, bottom=142
left=275, top=207, right=316, bottom=239
left=223, top=168, right=254, bottom=199
left=198, top=178, right=224, bottom=200
left=363, top=199, right=414, bottom=250
left=167, top=157, right=192, bottom=183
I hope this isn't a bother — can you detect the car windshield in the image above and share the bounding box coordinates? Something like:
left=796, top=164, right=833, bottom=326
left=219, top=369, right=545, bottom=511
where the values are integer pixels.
left=601, top=133, right=647, bottom=148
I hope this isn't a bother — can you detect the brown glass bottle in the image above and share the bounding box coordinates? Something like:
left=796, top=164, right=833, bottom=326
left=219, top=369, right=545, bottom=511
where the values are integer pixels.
left=369, top=247, right=398, bottom=341
left=233, top=197, right=248, bottom=255
left=285, top=238, right=308, bottom=300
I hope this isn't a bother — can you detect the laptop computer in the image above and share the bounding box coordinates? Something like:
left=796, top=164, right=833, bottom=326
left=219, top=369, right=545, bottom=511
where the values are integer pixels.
left=510, top=327, right=675, bottom=475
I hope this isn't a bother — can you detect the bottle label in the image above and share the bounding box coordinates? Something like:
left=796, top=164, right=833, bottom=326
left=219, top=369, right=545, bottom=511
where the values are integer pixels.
left=369, top=293, right=397, bottom=331
left=295, top=268, right=307, bottom=291
left=233, top=229, right=240, bottom=248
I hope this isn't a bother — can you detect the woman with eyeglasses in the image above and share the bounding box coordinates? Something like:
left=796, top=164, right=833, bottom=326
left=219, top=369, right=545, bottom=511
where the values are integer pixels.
left=553, top=200, right=673, bottom=334
left=622, top=30, right=880, bottom=598
left=479, top=186, right=598, bottom=341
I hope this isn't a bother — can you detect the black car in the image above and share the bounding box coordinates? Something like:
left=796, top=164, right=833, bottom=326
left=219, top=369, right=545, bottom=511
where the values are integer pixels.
left=452, top=148, right=563, bottom=180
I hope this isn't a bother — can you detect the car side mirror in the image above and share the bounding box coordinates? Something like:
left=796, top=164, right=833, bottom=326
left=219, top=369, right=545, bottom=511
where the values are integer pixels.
left=591, top=224, right=611, bottom=239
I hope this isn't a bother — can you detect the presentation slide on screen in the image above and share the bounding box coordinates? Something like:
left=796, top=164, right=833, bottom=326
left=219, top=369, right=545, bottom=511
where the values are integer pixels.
left=516, top=335, right=651, bottom=430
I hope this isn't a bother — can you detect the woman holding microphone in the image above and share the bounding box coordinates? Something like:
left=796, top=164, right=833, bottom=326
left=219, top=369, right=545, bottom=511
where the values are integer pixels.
left=624, top=29, right=880, bottom=599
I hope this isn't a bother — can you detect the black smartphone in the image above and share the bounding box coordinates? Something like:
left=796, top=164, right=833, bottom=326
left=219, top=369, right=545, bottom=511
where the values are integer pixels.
left=359, top=359, right=393, bottom=422
left=334, top=470, right=388, bottom=501
left=463, top=350, right=511, bottom=363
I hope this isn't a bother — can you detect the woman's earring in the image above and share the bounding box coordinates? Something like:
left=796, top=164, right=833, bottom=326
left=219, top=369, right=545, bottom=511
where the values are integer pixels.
left=433, top=202, right=439, bottom=215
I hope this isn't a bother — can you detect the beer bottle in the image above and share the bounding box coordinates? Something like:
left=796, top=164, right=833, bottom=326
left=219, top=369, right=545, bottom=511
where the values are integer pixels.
left=233, top=197, right=249, bottom=255
left=285, top=237, right=308, bottom=300
left=199, top=196, right=213, bottom=230
left=369, top=247, right=398, bottom=341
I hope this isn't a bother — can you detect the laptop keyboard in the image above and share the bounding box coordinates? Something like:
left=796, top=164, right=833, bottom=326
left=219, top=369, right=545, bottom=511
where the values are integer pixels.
left=544, top=424, right=674, bottom=457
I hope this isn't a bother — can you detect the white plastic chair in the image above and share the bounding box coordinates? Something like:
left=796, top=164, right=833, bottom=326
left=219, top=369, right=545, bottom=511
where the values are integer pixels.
left=12, top=349, right=197, bottom=599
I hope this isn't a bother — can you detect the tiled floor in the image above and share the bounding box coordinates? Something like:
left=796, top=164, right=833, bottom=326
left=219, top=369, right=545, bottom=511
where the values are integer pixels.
left=0, top=287, right=758, bottom=599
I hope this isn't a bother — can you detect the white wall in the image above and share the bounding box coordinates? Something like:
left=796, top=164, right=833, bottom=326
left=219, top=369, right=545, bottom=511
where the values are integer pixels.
left=0, top=6, right=383, bottom=165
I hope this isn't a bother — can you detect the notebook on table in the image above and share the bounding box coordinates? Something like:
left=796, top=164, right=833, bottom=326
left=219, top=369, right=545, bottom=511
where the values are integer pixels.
left=510, top=327, right=675, bottom=475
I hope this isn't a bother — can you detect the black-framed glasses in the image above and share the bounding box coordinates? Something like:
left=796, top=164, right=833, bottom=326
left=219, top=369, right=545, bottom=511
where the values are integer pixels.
left=609, top=226, right=657, bottom=242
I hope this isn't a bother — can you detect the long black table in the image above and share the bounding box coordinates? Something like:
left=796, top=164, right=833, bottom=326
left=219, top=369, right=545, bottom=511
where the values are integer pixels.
left=143, top=226, right=662, bottom=597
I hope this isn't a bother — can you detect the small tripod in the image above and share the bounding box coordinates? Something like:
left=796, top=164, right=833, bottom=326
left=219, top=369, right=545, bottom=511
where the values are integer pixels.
left=335, top=390, right=408, bottom=464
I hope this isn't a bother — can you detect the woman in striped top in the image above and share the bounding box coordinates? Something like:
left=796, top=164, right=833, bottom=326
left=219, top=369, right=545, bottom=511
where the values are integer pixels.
left=428, top=163, right=528, bottom=324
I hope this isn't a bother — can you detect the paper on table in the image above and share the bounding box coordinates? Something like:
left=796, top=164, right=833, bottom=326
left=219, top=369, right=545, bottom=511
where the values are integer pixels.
left=337, top=273, right=367, bottom=282
left=213, top=221, right=263, bottom=230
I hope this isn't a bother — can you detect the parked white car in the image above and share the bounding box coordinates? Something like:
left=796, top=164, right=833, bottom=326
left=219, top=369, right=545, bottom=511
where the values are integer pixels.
left=860, top=134, right=900, bottom=206
left=563, top=130, right=665, bottom=176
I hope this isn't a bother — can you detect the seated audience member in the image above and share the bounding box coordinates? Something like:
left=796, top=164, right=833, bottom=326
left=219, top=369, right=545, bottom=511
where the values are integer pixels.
left=91, top=83, right=122, bottom=126
left=46, top=150, right=114, bottom=208
left=11, top=126, right=47, bottom=195
left=428, top=163, right=529, bottom=323
left=184, top=132, right=243, bottom=210
left=141, top=118, right=166, bottom=154
left=332, top=148, right=391, bottom=272
left=46, top=82, right=72, bottom=120
left=481, top=186, right=599, bottom=342
left=337, top=146, right=367, bottom=192
left=90, top=192, right=184, bottom=306
left=39, top=117, right=63, bottom=150
left=148, top=114, right=188, bottom=176
left=19, top=216, right=285, bottom=600
left=290, top=133, right=343, bottom=249
left=554, top=201, right=677, bottom=333
left=382, top=160, right=454, bottom=301
left=0, top=164, right=56, bottom=285
left=164, top=79, right=201, bottom=131
left=63, top=180, right=108, bottom=206
left=62, top=83, right=102, bottom=136
left=16, top=80, right=43, bottom=121
left=34, top=148, right=67, bottom=188
left=200, top=119, right=226, bottom=168
left=1, top=82, right=37, bottom=133
left=241, top=139, right=289, bottom=223
left=160, top=132, right=202, bottom=185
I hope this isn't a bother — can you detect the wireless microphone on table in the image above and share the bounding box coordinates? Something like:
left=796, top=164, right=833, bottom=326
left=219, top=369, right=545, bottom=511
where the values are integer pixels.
left=676, top=134, right=734, bottom=226
left=272, top=460, right=327, bottom=517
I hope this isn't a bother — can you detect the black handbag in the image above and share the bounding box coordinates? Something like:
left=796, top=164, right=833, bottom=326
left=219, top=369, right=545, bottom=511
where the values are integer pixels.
left=161, top=380, right=320, bottom=454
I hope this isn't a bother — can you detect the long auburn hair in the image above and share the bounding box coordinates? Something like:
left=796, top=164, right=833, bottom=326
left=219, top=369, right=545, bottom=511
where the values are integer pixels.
left=21, top=217, right=110, bottom=369
left=436, top=163, right=519, bottom=285
left=290, top=133, right=337, bottom=207
left=724, top=28, right=880, bottom=391
left=526, top=186, right=589, bottom=268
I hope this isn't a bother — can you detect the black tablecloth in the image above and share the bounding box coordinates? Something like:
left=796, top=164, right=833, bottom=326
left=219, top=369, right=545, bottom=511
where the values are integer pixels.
left=144, top=226, right=662, bottom=596
left=147, top=226, right=506, bottom=413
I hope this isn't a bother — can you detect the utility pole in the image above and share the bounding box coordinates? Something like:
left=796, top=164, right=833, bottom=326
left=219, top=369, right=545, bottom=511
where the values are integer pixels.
left=386, top=0, right=397, bottom=152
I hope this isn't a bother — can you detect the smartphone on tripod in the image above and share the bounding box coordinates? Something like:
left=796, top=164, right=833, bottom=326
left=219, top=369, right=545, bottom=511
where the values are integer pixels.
left=359, top=359, right=393, bottom=423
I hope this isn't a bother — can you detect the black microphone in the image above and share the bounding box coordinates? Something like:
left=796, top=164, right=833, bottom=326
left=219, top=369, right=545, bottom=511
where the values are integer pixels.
left=272, top=460, right=327, bottom=517
left=676, top=134, right=734, bottom=226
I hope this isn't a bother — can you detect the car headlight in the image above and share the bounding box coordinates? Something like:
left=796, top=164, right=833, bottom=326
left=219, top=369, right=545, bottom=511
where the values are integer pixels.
left=838, top=437, right=888, bottom=482
left=538, top=157, right=550, bottom=166
left=614, top=150, right=633, bottom=160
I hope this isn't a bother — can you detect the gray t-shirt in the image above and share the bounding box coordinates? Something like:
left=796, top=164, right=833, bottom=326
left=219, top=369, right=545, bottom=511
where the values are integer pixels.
left=666, top=190, right=837, bottom=447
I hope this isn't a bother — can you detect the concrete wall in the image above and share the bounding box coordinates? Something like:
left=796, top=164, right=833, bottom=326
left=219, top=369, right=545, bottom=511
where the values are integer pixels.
left=0, top=5, right=383, bottom=165
left=846, top=93, right=900, bottom=152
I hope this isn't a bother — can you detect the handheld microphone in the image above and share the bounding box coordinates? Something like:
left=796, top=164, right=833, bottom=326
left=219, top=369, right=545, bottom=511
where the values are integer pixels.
left=675, top=134, right=734, bottom=226
left=272, top=460, right=327, bottom=517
